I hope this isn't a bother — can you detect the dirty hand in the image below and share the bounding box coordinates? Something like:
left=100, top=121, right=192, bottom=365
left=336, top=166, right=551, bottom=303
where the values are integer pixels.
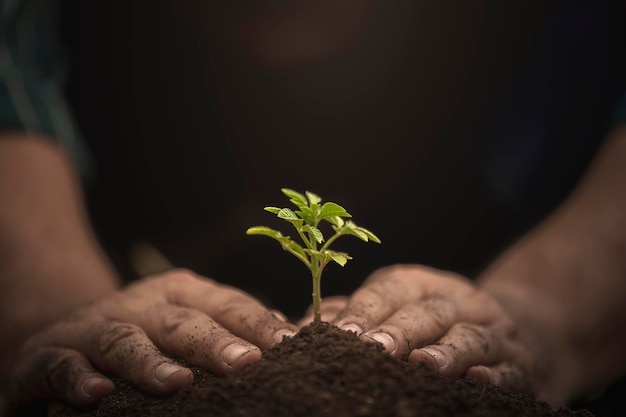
left=10, top=269, right=297, bottom=408
left=300, top=264, right=533, bottom=395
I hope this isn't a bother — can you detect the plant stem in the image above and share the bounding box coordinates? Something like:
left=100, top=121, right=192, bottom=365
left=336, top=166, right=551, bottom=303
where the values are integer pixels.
left=321, top=231, right=343, bottom=251
left=311, top=258, right=323, bottom=322
left=297, top=227, right=312, bottom=249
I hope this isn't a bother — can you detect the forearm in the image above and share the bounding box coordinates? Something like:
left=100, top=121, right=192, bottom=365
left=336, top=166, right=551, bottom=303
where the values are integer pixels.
left=478, top=125, right=626, bottom=404
left=0, top=132, right=120, bottom=375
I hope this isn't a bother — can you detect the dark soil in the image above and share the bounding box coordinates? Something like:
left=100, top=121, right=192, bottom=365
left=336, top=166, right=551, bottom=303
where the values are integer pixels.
left=50, top=322, right=592, bottom=417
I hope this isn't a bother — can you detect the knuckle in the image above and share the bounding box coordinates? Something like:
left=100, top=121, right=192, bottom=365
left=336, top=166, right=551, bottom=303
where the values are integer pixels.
left=14, top=347, right=85, bottom=401
left=46, top=352, right=78, bottom=391
left=97, top=321, right=146, bottom=356
left=14, top=347, right=63, bottom=379
left=214, top=293, right=252, bottom=316
left=420, top=297, right=455, bottom=327
left=95, top=322, right=163, bottom=376
left=453, top=323, right=492, bottom=354
left=161, top=307, right=196, bottom=335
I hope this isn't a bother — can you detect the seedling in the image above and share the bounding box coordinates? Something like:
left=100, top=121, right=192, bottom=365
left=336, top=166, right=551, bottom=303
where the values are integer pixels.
left=246, top=188, right=380, bottom=322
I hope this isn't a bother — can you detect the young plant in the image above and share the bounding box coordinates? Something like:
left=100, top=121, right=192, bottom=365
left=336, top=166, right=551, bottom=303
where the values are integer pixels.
left=246, top=188, right=380, bottom=322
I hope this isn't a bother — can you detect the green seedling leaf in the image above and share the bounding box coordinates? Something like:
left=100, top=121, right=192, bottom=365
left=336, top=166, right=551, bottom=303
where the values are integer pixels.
left=328, top=251, right=351, bottom=267
left=296, top=207, right=315, bottom=224
left=327, top=216, right=345, bottom=228
left=343, top=221, right=381, bottom=243
left=246, top=226, right=283, bottom=239
left=306, top=191, right=322, bottom=205
left=277, top=208, right=302, bottom=225
left=281, top=188, right=307, bottom=207
left=289, top=199, right=309, bottom=211
left=310, top=203, right=320, bottom=216
left=305, top=225, right=324, bottom=244
left=356, top=226, right=381, bottom=244
left=247, top=188, right=380, bottom=323
left=320, top=202, right=351, bottom=219
left=343, top=226, right=369, bottom=242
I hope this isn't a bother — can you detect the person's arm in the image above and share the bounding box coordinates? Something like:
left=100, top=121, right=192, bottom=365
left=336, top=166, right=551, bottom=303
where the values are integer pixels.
left=477, top=124, right=626, bottom=405
left=2, top=134, right=299, bottom=412
left=1, top=4, right=299, bottom=412
left=312, top=124, right=626, bottom=408
left=0, top=132, right=120, bottom=379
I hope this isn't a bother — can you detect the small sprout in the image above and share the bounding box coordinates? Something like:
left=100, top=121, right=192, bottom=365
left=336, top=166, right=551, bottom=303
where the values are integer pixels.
left=246, top=188, right=380, bottom=322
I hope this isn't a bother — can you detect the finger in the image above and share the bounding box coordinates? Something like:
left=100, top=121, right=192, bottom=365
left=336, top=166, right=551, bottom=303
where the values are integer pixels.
left=359, top=297, right=458, bottom=356
left=93, top=320, right=195, bottom=394
left=408, top=322, right=505, bottom=377
left=140, top=304, right=262, bottom=373
left=331, top=267, right=427, bottom=333
left=297, top=296, right=348, bottom=327
left=159, top=270, right=298, bottom=348
left=11, top=347, right=115, bottom=409
left=36, top=319, right=194, bottom=395
left=466, top=362, right=530, bottom=394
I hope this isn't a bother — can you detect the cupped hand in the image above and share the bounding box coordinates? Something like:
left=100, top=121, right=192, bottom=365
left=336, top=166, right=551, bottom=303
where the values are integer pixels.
left=300, top=264, right=535, bottom=395
left=10, top=269, right=298, bottom=409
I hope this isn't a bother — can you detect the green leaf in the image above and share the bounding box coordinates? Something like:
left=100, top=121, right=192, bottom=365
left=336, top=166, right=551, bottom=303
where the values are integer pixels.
left=281, top=238, right=307, bottom=259
left=246, top=226, right=283, bottom=239
left=344, top=227, right=369, bottom=242
left=281, top=189, right=307, bottom=208
left=326, top=251, right=352, bottom=267
left=264, top=206, right=281, bottom=214
left=327, top=216, right=345, bottom=228
left=330, top=253, right=348, bottom=266
left=310, top=203, right=320, bottom=216
left=305, top=225, right=324, bottom=243
left=289, top=199, right=308, bottom=211
left=356, top=226, right=381, bottom=244
left=277, top=208, right=300, bottom=221
left=295, top=207, right=315, bottom=224
left=320, top=202, right=352, bottom=219
left=305, top=191, right=322, bottom=205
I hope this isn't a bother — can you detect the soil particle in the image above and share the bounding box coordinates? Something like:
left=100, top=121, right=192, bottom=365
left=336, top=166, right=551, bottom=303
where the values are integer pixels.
left=50, top=322, right=593, bottom=417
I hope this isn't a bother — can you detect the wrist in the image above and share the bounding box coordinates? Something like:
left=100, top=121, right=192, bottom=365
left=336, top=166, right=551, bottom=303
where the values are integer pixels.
left=0, top=134, right=120, bottom=377
left=478, top=223, right=626, bottom=405
left=479, top=268, right=580, bottom=406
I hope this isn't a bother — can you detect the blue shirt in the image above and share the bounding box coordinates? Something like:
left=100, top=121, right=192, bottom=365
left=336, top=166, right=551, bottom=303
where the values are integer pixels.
left=0, top=0, right=89, bottom=173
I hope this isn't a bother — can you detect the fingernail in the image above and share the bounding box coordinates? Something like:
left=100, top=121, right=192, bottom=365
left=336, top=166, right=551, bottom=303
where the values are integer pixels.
left=420, top=348, right=448, bottom=369
left=221, top=344, right=255, bottom=367
left=365, top=332, right=396, bottom=353
left=273, top=328, right=297, bottom=344
left=80, top=377, right=107, bottom=397
left=155, top=363, right=188, bottom=383
left=339, top=323, right=363, bottom=334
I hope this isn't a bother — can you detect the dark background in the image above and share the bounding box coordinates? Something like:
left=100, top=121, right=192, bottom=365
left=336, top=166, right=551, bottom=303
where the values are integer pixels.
left=60, top=0, right=626, bottom=313
left=58, top=1, right=626, bottom=414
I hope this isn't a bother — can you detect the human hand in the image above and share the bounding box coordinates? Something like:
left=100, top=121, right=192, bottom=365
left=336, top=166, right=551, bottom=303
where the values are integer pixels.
left=9, top=269, right=297, bottom=409
left=300, top=265, right=534, bottom=395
